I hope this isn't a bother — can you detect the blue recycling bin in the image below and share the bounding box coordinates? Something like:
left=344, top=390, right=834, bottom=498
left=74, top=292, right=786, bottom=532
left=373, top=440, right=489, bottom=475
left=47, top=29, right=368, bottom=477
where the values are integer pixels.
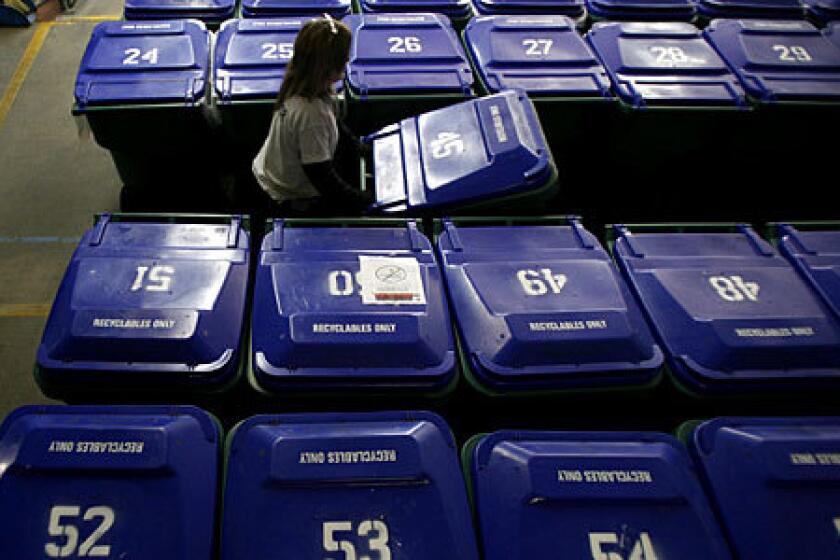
left=687, top=417, right=840, bottom=559
left=365, top=90, right=558, bottom=215
left=471, top=0, right=586, bottom=21
left=437, top=217, right=663, bottom=395
left=214, top=18, right=315, bottom=158
left=775, top=223, right=840, bottom=320
left=356, top=0, right=474, bottom=30
left=343, top=13, right=475, bottom=135
left=704, top=19, right=840, bottom=218
left=612, top=224, right=840, bottom=397
left=221, top=411, right=480, bottom=559
left=241, top=0, right=351, bottom=17
left=463, top=15, right=612, bottom=187
left=585, top=21, right=752, bottom=222
left=250, top=219, right=457, bottom=398
left=464, top=430, right=731, bottom=560
left=35, top=214, right=250, bottom=401
left=73, top=20, right=219, bottom=203
left=586, top=0, right=696, bottom=20
left=695, top=0, right=805, bottom=22
left=124, top=0, right=235, bottom=26
left=0, top=405, right=220, bottom=559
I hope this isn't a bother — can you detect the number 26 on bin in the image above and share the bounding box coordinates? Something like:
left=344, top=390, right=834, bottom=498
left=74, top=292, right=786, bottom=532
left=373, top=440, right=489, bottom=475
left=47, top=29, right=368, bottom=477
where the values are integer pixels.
left=323, top=520, right=391, bottom=560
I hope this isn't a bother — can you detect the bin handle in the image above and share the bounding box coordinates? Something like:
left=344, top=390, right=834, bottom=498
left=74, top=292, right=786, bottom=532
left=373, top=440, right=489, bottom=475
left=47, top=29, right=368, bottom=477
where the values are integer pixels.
left=227, top=216, right=241, bottom=248
left=738, top=224, right=774, bottom=257
left=89, top=213, right=111, bottom=246
left=441, top=218, right=463, bottom=251
left=406, top=220, right=424, bottom=252
left=270, top=218, right=285, bottom=251
left=569, top=217, right=594, bottom=250
left=611, top=224, right=645, bottom=258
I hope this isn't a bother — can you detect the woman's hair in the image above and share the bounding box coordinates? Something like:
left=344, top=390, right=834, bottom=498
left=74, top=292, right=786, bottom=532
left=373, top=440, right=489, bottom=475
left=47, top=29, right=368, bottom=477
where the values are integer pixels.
left=274, top=17, right=352, bottom=110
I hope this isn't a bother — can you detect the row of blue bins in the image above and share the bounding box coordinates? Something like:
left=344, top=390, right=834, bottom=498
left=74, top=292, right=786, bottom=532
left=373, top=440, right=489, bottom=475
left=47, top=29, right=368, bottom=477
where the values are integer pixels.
left=121, top=0, right=840, bottom=26
left=33, top=214, right=840, bottom=401
left=1, top=406, right=838, bottom=559
left=74, top=15, right=840, bottom=220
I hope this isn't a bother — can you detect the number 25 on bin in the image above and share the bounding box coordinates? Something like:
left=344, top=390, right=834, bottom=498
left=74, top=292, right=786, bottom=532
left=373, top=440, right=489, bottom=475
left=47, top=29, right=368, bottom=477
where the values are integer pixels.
left=323, top=520, right=391, bottom=560
left=589, top=532, right=658, bottom=560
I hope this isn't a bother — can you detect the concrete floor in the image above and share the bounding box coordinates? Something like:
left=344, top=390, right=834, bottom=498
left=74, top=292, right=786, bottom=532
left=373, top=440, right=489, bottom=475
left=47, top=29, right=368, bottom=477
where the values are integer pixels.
left=0, top=0, right=124, bottom=419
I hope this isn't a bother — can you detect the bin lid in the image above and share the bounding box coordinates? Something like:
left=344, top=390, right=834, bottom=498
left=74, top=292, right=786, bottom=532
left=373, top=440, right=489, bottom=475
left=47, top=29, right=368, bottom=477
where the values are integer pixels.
left=36, top=214, right=250, bottom=390
left=221, top=411, right=479, bottom=559
left=251, top=220, right=456, bottom=393
left=704, top=19, right=840, bottom=103
left=776, top=225, right=840, bottom=321
left=689, top=417, right=840, bottom=559
left=368, top=90, right=555, bottom=213
left=344, top=13, right=474, bottom=96
left=586, top=21, right=749, bottom=109
left=437, top=219, right=662, bottom=391
left=360, top=0, right=473, bottom=19
left=464, top=15, right=612, bottom=96
left=472, top=0, right=585, bottom=17
left=612, top=225, right=840, bottom=394
left=74, top=20, right=209, bottom=109
left=124, top=0, right=234, bottom=22
left=469, top=430, right=731, bottom=560
left=214, top=18, right=306, bottom=102
left=241, top=0, right=351, bottom=17
left=0, top=405, right=219, bottom=559
left=696, top=0, right=805, bottom=19
left=808, top=0, right=840, bottom=20
left=586, top=0, right=696, bottom=21
left=829, top=21, right=840, bottom=47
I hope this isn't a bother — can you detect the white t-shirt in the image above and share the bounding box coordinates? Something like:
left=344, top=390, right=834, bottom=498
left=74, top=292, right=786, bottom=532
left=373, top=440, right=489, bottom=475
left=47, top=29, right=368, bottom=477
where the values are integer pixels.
left=252, top=95, right=339, bottom=204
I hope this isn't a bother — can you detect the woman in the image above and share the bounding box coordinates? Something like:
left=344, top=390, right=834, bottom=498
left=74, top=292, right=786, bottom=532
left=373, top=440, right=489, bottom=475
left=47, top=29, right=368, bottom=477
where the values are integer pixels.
left=252, top=16, right=370, bottom=216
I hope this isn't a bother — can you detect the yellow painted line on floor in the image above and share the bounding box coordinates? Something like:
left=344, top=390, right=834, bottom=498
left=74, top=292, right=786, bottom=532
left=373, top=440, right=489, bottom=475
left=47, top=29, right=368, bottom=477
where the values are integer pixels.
left=0, top=22, right=54, bottom=130
left=55, top=15, right=121, bottom=24
left=0, top=304, right=51, bottom=318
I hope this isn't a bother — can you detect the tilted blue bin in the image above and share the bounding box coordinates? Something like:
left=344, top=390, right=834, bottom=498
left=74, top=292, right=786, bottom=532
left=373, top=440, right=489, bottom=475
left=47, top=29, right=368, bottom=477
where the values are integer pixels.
left=437, top=218, right=663, bottom=395
left=357, top=0, right=474, bottom=29
left=365, top=90, right=557, bottom=215
left=0, top=405, right=220, bottom=559
left=696, top=0, right=805, bottom=21
left=73, top=20, right=218, bottom=203
left=241, top=0, right=351, bottom=17
left=221, top=411, right=479, bottom=559
left=463, top=15, right=613, bottom=177
left=36, top=214, right=250, bottom=400
left=471, top=0, right=586, bottom=21
left=585, top=22, right=753, bottom=222
left=587, top=0, right=695, bottom=20
left=465, top=430, right=731, bottom=560
left=344, top=13, right=475, bottom=135
left=612, top=225, right=840, bottom=396
left=124, top=0, right=234, bottom=25
left=250, top=219, right=457, bottom=397
left=776, top=224, right=840, bottom=320
left=688, top=417, right=840, bottom=560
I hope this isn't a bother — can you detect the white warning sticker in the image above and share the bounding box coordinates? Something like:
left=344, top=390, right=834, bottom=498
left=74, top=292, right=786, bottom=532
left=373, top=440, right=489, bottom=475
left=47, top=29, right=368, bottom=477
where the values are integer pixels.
left=358, top=256, right=426, bottom=305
